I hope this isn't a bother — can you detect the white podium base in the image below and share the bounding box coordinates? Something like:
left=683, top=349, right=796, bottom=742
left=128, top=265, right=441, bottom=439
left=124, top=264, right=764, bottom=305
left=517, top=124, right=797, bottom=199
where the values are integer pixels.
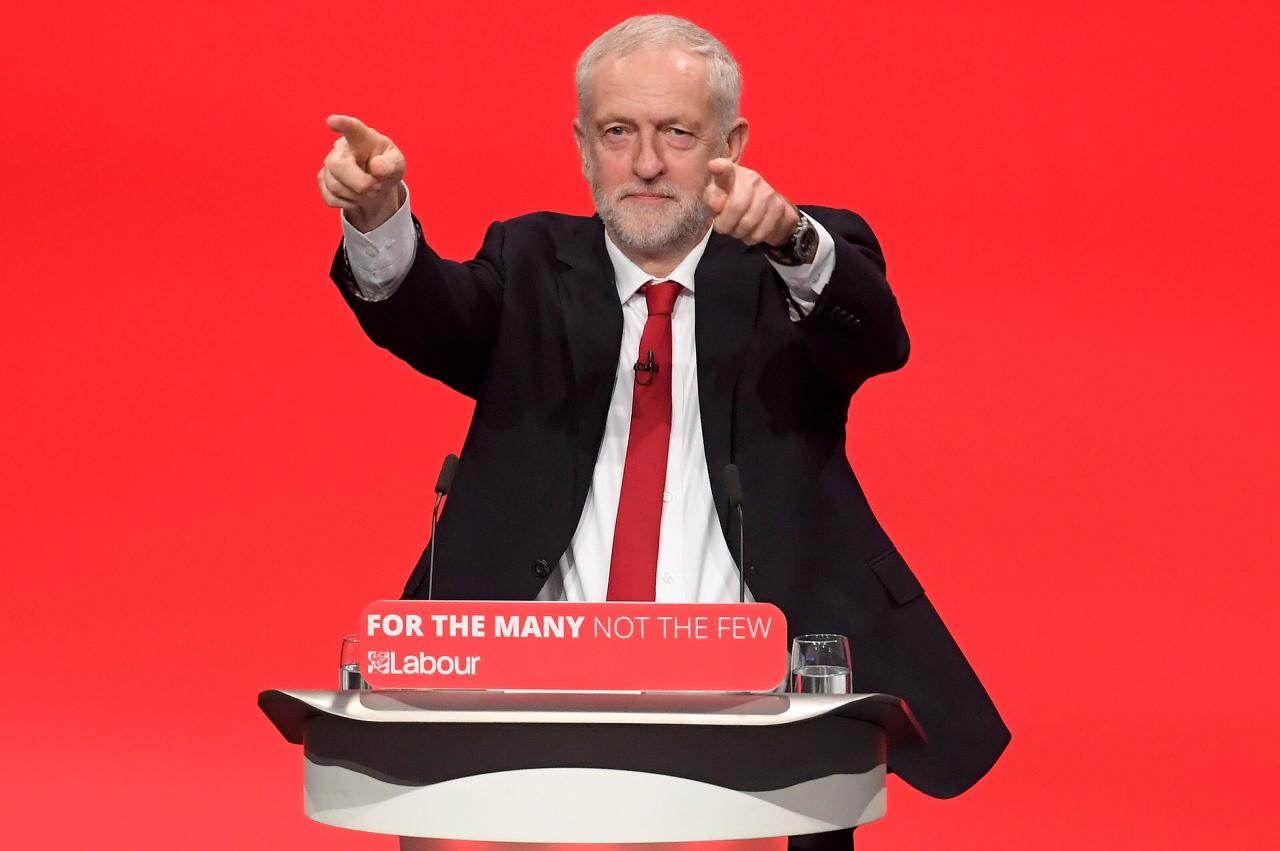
left=306, top=762, right=885, bottom=841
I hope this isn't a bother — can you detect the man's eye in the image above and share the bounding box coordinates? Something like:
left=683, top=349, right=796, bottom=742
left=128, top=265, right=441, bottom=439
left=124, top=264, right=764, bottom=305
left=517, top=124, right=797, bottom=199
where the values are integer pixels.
left=605, top=127, right=626, bottom=136
left=666, top=128, right=697, bottom=148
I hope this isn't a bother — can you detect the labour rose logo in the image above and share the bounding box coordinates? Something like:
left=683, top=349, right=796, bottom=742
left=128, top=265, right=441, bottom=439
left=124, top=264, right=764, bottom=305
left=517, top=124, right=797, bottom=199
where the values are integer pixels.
left=368, top=651, right=391, bottom=674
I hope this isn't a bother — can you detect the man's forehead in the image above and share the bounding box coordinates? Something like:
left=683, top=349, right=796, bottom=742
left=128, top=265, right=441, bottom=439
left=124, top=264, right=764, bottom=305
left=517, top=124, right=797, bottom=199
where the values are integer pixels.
left=586, top=45, right=712, bottom=117
left=597, top=45, right=705, bottom=77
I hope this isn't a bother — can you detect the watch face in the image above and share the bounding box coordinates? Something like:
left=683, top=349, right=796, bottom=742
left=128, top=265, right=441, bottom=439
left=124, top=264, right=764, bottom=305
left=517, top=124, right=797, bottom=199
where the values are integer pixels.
left=797, top=221, right=819, bottom=261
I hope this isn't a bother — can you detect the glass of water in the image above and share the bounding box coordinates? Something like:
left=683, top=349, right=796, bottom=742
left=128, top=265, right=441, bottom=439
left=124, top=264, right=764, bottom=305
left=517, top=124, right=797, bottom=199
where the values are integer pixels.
left=790, top=634, right=853, bottom=694
left=340, top=634, right=371, bottom=690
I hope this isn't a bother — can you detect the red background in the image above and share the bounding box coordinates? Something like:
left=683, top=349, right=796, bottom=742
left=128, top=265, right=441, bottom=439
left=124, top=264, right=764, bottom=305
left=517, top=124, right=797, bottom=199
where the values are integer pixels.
left=3, top=1, right=1277, bottom=847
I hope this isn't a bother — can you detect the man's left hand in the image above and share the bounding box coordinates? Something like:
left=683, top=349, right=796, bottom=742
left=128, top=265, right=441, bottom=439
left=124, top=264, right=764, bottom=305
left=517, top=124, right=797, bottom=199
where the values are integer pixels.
left=702, top=159, right=799, bottom=248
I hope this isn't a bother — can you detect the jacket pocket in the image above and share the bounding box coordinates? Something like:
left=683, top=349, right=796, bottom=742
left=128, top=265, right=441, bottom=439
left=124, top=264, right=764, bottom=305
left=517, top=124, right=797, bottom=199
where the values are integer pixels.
left=869, top=547, right=925, bottom=605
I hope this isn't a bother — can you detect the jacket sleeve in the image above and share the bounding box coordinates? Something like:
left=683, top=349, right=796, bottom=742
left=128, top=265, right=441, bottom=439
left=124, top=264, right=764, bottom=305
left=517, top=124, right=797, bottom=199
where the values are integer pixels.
left=329, top=215, right=506, bottom=399
left=792, top=206, right=910, bottom=396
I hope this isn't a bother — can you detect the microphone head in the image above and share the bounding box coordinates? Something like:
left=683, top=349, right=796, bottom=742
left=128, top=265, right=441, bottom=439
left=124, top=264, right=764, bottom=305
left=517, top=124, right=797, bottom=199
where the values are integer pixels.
left=435, top=453, right=459, bottom=495
left=723, top=463, right=743, bottom=509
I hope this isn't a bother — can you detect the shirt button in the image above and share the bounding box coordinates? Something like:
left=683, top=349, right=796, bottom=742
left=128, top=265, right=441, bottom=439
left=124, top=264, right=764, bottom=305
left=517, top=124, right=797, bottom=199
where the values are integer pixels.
left=663, top=491, right=672, bottom=502
left=662, top=574, right=674, bottom=583
left=364, top=248, right=376, bottom=258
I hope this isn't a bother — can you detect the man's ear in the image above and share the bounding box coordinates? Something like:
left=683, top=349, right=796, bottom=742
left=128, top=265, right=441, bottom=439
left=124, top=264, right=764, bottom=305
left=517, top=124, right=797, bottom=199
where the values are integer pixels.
left=573, top=117, right=589, bottom=178
left=724, top=117, right=749, bottom=163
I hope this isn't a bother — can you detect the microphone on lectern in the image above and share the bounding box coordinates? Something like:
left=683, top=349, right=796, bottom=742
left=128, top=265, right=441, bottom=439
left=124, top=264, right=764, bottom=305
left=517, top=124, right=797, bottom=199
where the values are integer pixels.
left=435, top=454, right=459, bottom=495
left=427, top=454, right=459, bottom=601
left=724, top=464, right=747, bottom=603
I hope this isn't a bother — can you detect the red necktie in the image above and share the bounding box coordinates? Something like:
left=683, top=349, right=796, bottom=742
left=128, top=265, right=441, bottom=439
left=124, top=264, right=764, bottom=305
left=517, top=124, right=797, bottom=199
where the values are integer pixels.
left=607, top=281, right=682, bottom=601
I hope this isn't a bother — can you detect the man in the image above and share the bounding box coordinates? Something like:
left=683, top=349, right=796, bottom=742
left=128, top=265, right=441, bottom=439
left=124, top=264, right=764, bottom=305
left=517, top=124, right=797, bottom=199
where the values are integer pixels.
left=319, top=14, right=1008, bottom=848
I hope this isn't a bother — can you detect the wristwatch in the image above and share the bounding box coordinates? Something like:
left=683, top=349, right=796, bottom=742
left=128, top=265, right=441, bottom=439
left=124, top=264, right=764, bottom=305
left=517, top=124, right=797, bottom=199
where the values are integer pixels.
left=764, top=207, right=819, bottom=266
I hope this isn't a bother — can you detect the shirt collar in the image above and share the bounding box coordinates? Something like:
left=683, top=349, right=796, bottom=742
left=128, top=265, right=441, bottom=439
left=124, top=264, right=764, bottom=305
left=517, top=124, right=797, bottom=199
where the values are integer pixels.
left=604, top=225, right=713, bottom=303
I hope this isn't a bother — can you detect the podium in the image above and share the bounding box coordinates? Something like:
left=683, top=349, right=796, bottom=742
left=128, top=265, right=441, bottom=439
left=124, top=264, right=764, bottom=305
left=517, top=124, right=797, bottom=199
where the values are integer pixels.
left=258, top=689, right=924, bottom=842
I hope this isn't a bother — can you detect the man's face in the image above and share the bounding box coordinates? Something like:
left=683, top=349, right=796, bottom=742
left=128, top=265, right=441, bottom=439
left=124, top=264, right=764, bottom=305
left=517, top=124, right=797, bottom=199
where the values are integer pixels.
left=575, top=46, right=741, bottom=255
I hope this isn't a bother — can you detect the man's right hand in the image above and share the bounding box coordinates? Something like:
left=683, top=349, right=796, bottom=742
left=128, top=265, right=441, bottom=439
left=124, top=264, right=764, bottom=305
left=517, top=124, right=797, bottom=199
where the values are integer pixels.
left=319, top=114, right=407, bottom=233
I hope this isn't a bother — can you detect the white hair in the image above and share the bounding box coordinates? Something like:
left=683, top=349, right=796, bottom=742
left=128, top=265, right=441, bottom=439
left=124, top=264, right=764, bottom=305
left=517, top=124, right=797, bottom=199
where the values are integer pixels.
left=575, top=14, right=742, bottom=140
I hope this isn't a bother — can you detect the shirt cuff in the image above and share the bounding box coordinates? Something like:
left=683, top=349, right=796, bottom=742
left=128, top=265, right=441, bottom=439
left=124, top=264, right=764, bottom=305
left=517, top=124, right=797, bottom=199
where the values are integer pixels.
left=341, top=183, right=417, bottom=301
left=766, top=214, right=836, bottom=320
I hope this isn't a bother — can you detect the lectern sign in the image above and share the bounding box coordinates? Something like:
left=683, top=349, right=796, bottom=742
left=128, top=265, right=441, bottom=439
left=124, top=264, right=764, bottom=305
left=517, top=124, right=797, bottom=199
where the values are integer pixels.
left=358, top=600, right=787, bottom=691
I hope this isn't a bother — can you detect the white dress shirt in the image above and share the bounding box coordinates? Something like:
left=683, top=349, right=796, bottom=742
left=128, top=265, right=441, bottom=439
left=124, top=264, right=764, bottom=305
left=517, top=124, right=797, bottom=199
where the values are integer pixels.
left=341, top=187, right=837, bottom=602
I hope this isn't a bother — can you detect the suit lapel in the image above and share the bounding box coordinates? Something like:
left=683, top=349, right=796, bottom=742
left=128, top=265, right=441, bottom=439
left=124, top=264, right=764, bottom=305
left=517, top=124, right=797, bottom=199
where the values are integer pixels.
left=695, top=234, right=764, bottom=539
left=553, top=219, right=762, bottom=542
left=554, top=216, right=623, bottom=507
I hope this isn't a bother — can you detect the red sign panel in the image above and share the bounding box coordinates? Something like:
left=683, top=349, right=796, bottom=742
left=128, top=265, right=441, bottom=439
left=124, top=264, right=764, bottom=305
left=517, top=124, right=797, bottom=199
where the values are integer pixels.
left=358, top=601, right=787, bottom=691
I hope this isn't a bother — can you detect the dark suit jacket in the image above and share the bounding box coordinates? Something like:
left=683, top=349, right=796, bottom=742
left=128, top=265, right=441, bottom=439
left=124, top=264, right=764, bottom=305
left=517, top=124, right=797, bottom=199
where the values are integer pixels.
left=331, top=205, right=1010, bottom=798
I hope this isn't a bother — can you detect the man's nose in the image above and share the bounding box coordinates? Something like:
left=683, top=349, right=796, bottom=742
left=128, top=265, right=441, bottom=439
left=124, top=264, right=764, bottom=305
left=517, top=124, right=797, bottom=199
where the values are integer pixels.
left=632, top=133, right=665, bottom=180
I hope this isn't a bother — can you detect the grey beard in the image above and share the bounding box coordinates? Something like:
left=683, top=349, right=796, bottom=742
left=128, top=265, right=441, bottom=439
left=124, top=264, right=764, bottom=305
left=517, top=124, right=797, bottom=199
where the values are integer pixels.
left=591, top=180, right=711, bottom=255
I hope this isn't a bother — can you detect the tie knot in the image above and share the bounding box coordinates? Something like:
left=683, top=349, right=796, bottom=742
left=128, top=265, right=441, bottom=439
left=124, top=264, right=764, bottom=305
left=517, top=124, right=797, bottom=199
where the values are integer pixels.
left=641, top=280, right=682, bottom=316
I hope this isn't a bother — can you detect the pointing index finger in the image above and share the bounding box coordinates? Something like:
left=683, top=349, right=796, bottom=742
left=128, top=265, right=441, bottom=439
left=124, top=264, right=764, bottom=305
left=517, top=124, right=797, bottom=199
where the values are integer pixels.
left=326, top=114, right=379, bottom=160
left=707, top=158, right=736, bottom=191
